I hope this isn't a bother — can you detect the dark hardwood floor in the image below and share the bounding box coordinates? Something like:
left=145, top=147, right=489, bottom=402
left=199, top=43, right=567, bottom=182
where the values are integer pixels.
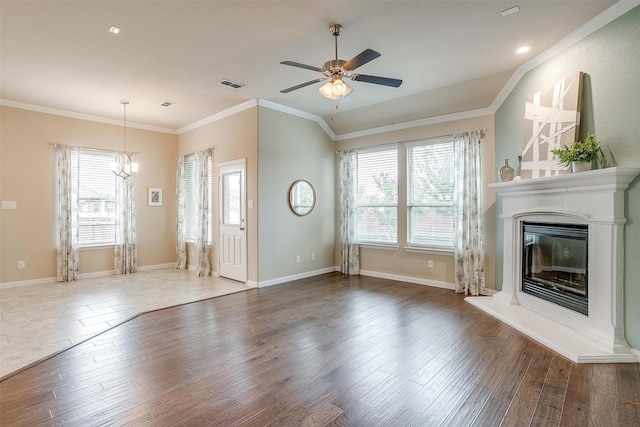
left=1, top=273, right=638, bottom=426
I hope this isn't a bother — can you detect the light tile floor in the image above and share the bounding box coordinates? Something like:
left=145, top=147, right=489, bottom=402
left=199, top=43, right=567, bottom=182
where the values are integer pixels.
left=0, top=268, right=251, bottom=379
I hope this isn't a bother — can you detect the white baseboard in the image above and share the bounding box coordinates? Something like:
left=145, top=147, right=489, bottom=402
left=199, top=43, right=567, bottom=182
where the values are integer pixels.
left=255, top=267, right=456, bottom=291
left=0, top=263, right=182, bottom=289
left=359, top=269, right=456, bottom=290
left=257, top=267, right=336, bottom=288
left=0, top=276, right=58, bottom=289
left=136, top=262, right=177, bottom=271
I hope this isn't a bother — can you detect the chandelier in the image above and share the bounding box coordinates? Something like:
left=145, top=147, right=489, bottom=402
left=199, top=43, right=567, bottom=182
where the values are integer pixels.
left=110, top=100, right=139, bottom=179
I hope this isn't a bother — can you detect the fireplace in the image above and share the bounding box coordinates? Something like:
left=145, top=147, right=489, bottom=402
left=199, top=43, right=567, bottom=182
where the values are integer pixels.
left=522, top=222, right=588, bottom=315
left=466, top=167, right=640, bottom=363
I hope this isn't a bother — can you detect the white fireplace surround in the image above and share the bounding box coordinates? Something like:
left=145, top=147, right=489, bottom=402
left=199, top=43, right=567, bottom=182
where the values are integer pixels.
left=467, top=167, right=640, bottom=363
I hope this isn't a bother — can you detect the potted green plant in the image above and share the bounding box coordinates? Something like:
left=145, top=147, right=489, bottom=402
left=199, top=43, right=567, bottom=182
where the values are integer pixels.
left=551, top=134, right=604, bottom=173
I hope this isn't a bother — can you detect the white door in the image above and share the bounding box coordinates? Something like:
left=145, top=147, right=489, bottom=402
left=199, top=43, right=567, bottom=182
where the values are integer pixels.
left=218, top=159, right=247, bottom=283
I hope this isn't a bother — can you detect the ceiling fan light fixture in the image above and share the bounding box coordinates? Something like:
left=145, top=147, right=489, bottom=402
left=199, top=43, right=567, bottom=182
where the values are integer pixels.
left=319, top=81, right=334, bottom=98
left=332, top=78, right=348, bottom=95
left=319, top=78, right=353, bottom=100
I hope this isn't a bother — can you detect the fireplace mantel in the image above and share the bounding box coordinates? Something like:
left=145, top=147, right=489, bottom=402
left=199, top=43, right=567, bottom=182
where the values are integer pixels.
left=468, top=167, right=640, bottom=363
left=489, top=166, right=640, bottom=197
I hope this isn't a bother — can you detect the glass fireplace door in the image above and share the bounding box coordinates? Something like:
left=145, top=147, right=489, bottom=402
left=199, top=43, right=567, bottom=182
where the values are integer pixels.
left=522, top=222, right=588, bottom=315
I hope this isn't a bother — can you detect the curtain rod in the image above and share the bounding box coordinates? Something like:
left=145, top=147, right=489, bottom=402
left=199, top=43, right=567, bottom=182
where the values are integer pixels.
left=335, top=128, right=487, bottom=154
left=48, top=142, right=139, bottom=155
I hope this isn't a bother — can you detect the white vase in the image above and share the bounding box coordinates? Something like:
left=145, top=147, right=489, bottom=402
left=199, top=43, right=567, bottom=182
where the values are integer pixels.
left=571, top=161, right=592, bottom=173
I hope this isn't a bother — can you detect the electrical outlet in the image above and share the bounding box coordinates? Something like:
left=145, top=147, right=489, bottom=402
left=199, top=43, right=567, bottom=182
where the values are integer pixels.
left=311, top=252, right=316, bottom=261
left=427, top=259, right=434, bottom=269
left=18, top=261, right=25, bottom=269
left=296, top=255, right=300, bottom=263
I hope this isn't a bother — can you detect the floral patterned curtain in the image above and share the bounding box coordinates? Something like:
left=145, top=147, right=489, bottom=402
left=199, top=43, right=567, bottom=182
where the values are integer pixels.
left=339, top=149, right=360, bottom=275
left=114, top=152, right=138, bottom=274
left=175, top=156, right=187, bottom=270
left=56, top=144, right=79, bottom=282
left=453, top=130, right=487, bottom=295
left=194, top=148, right=212, bottom=276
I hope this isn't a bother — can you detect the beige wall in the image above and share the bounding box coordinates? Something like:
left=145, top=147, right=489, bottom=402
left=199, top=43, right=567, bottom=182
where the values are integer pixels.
left=335, top=115, right=496, bottom=288
left=0, top=106, right=178, bottom=283
left=257, top=107, right=335, bottom=283
left=177, top=107, right=259, bottom=283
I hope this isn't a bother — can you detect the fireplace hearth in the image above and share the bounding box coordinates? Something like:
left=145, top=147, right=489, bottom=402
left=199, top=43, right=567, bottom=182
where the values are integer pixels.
left=467, top=167, right=640, bottom=363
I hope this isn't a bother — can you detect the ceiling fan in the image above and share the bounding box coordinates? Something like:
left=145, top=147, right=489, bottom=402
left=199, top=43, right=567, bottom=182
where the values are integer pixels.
left=280, top=24, right=402, bottom=100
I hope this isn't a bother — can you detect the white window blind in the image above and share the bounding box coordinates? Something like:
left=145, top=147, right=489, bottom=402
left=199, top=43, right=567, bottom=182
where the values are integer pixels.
left=77, top=150, right=117, bottom=247
left=184, top=155, right=213, bottom=243
left=407, top=139, right=455, bottom=248
left=356, top=147, right=398, bottom=244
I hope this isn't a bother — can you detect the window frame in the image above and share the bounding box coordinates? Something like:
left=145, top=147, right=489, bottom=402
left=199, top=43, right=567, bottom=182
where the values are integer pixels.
left=76, top=148, right=118, bottom=248
left=354, top=146, right=399, bottom=246
left=406, top=137, right=455, bottom=251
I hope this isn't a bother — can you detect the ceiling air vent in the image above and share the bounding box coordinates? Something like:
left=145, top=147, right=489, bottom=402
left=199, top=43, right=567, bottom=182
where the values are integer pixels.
left=218, top=79, right=244, bottom=89
left=160, top=101, right=174, bottom=107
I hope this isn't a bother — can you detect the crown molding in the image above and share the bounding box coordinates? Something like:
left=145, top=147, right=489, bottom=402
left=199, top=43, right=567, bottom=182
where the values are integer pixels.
left=176, top=99, right=337, bottom=140
left=176, top=99, right=258, bottom=134
left=0, top=98, right=177, bottom=134
left=491, top=0, right=640, bottom=111
left=335, top=108, right=494, bottom=141
left=256, top=99, right=337, bottom=140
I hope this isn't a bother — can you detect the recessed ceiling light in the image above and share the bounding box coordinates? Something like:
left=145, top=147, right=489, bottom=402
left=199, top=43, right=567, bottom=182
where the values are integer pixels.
left=501, top=6, right=520, bottom=17
left=514, top=45, right=532, bottom=54
left=109, top=26, right=121, bottom=35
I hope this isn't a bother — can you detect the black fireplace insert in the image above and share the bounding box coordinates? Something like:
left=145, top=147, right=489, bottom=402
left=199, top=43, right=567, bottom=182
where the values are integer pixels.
left=522, top=222, right=588, bottom=315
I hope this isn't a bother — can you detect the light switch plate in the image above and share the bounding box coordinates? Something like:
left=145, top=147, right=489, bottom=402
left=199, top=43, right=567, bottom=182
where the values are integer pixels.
left=2, top=201, right=17, bottom=209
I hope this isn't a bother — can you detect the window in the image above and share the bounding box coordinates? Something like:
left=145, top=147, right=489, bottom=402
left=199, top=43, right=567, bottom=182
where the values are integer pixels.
left=184, top=155, right=213, bottom=243
left=77, top=150, right=117, bottom=247
left=407, top=138, right=455, bottom=248
left=356, top=148, right=398, bottom=244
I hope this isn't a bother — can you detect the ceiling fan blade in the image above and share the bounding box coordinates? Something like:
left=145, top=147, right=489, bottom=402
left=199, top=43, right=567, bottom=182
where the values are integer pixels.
left=343, top=49, right=381, bottom=71
left=280, top=61, right=325, bottom=73
left=280, top=78, right=327, bottom=93
left=351, top=74, right=403, bottom=88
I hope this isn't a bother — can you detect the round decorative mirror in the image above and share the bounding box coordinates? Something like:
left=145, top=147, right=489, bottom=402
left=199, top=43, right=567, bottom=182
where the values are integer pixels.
left=289, top=180, right=316, bottom=216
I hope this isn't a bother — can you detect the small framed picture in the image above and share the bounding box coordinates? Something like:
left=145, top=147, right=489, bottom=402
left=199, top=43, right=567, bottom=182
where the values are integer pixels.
left=148, top=188, right=163, bottom=206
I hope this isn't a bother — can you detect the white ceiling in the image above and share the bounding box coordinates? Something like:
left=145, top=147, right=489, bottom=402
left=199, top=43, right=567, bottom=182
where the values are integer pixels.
left=0, top=1, right=621, bottom=136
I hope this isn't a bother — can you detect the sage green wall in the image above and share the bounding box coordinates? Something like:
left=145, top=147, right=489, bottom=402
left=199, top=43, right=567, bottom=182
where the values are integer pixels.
left=257, top=107, right=335, bottom=283
left=495, top=6, right=640, bottom=349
